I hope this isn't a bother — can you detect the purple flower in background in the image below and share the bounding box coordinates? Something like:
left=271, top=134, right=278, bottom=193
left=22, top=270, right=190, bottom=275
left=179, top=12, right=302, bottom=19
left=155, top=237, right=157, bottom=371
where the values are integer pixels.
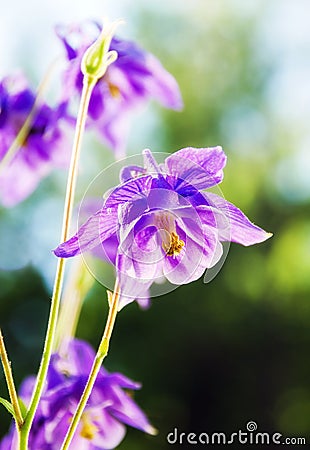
left=54, top=146, right=272, bottom=309
left=0, top=339, right=155, bottom=450
left=57, top=21, right=183, bottom=157
left=0, top=74, right=69, bottom=207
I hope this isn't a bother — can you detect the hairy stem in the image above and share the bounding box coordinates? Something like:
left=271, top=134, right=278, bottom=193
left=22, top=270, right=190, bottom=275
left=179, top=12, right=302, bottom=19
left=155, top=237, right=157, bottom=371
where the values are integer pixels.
left=60, top=280, right=120, bottom=450
left=19, top=76, right=96, bottom=450
left=0, top=329, right=24, bottom=430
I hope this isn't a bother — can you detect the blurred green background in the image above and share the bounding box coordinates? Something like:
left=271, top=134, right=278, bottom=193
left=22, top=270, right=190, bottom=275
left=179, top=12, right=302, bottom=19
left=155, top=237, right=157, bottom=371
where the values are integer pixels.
left=1, top=0, right=310, bottom=448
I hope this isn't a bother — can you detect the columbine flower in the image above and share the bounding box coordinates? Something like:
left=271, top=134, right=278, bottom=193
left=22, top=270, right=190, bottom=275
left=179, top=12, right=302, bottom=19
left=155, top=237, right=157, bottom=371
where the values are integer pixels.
left=0, top=339, right=155, bottom=450
left=0, top=74, right=69, bottom=207
left=56, top=21, right=183, bottom=157
left=54, top=146, right=272, bottom=309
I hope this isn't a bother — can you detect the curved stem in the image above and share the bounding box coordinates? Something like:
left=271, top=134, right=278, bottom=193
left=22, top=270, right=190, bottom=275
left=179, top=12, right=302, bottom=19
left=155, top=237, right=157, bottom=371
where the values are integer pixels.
left=0, top=329, right=24, bottom=429
left=19, top=76, right=96, bottom=450
left=60, top=280, right=120, bottom=450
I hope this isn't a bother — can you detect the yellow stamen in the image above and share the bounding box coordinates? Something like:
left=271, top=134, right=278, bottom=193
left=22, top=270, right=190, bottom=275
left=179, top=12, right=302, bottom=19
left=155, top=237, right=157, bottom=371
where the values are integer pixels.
left=80, top=414, right=98, bottom=440
left=155, top=212, right=185, bottom=258
left=163, top=232, right=185, bottom=258
left=108, top=82, right=120, bottom=98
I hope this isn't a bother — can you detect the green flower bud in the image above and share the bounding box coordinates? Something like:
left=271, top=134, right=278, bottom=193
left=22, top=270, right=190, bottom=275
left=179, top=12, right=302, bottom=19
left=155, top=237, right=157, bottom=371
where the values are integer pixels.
left=81, top=20, right=123, bottom=81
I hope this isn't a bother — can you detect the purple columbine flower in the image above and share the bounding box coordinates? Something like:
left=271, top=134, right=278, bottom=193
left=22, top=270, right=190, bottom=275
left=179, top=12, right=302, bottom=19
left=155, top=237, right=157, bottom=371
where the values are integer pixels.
left=0, top=74, right=69, bottom=207
left=54, top=146, right=272, bottom=309
left=0, top=339, right=155, bottom=450
left=56, top=21, right=183, bottom=157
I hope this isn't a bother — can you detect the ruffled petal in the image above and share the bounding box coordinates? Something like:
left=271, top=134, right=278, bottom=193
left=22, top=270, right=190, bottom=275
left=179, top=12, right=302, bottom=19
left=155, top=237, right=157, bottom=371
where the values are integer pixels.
left=117, top=269, right=153, bottom=310
left=52, top=339, right=96, bottom=378
left=117, top=227, right=162, bottom=281
left=90, top=409, right=126, bottom=449
left=119, top=149, right=163, bottom=183
left=54, top=206, right=118, bottom=258
left=164, top=146, right=227, bottom=194
left=0, top=75, right=69, bottom=207
left=201, top=193, right=272, bottom=246
left=106, top=373, right=141, bottom=390
left=19, top=376, right=36, bottom=404
left=143, top=148, right=162, bottom=174
left=120, top=164, right=146, bottom=183
left=0, top=433, right=15, bottom=450
left=118, top=197, right=149, bottom=226
left=163, top=222, right=221, bottom=284
left=56, top=24, right=182, bottom=156
left=105, top=175, right=152, bottom=208
left=108, top=386, right=156, bottom=435
left=143, top=53, right=183, bottom=110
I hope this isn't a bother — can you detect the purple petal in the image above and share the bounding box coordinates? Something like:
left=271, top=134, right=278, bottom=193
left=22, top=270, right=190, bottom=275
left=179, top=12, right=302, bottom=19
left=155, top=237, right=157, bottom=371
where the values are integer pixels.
left=105, top=175, right=152, bottom=208
left=120, top=164, right=145, bottom=182
left=117, top=269, right=153, bottom=310
left=136, top=294, right=151, bottom=310
left=201, top=193, right=272, bottom=246
left=117, top=230, right=162, bottom=280
left=0, top=158, right=45, bottom=207
left=0, top=74, right=69, bottom=207
left=142, top=148, right=161, bottom=174
left=92, top=234, right=119, bottom=266
left=91, top=100, right=133, bottom=159
left=146, top=186, right=186, bottom=210
left=52, top=339, right=97, bottom=378
left=143, top=53, right=183, bottom=110
left=43, top=407, right=71, bottom=447
left=106, top=373, right=141, bottom=390
left=18, top=376, right=36, bottom=404
left=55, top=23, right=82, bottom=60
left=163, top=221, right=221, bottom=284
left=81, top=199, right=119, bottom=265
left=91, top=409, right=126, bottom=449
left=164, top=146, right=227, bottom=194
left=118, top=197, right=149, bottom=226
left=110, top=38, right=182, bottom=111
left=56, top=23, right=182, bottom=156
left=54, top=206, right=118, bottom=258
left=0, top=430, right=19, bottom=450
left=0, top=434, right=14, bottom=450
left=118, top=151, right=161, bottom=184
left=108, top=386, right=156, bottom=435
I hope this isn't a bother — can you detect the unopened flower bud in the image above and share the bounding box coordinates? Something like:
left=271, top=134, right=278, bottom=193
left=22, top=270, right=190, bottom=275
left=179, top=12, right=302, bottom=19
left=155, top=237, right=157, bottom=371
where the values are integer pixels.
left=81, top=20, right=123, bottom=81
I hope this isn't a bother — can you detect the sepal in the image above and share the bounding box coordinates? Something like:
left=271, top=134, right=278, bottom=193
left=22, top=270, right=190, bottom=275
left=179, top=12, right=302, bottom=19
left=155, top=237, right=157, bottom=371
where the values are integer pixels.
left=81, top=20, right=123, bottom=81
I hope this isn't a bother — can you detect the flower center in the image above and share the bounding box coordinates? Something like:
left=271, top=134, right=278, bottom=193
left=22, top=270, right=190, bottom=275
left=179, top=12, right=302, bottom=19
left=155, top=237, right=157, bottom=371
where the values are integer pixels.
left=108, top=82, right=121, bottom=98
left=80, top=413, right=98, bottom=440
left=155, top=212, right=185, bottom=258
left=164, top=231, right=185, bottom=257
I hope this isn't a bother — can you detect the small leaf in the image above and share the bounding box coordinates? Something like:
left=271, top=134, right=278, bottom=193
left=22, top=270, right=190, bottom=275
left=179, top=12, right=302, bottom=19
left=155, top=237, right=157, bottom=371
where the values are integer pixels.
left=0, top=397, right=15, bottom=418
left=18, top=397, right=27, bottom=420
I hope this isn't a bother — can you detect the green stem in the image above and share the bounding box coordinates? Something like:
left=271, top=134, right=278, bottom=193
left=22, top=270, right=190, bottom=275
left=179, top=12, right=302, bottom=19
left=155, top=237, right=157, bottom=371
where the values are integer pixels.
left=60, top=280, right=120, bottom=450
left=0, top=329, right=24, bottom=430
left=19, top=75, right=97, bottom=450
